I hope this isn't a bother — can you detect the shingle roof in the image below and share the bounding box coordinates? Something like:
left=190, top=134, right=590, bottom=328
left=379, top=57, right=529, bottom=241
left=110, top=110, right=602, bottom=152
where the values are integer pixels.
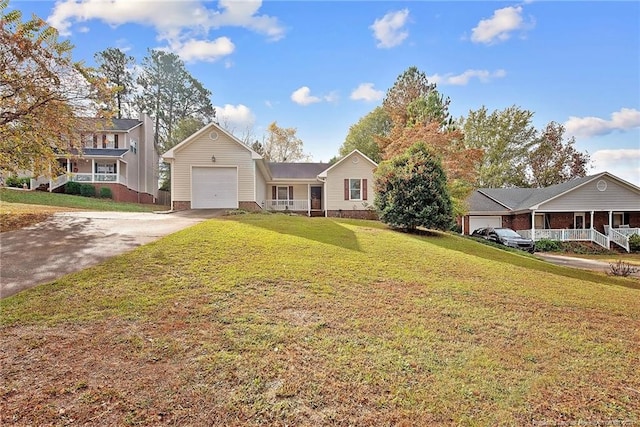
left=467, top=191, right=511, bottom=213
left=78, top=118, right=142, bottom=132
left=470, top=174, right=602, bottom=212
left=268, top=162, right=329, bottom=179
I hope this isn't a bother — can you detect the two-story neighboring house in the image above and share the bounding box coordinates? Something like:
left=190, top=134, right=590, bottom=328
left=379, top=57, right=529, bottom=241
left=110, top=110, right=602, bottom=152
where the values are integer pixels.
left=31, top=112, right=158, bottom=203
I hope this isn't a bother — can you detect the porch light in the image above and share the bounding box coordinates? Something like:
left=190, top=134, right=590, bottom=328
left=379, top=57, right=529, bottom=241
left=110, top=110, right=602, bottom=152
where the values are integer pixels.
left=211, top=154, right=216, bottom=162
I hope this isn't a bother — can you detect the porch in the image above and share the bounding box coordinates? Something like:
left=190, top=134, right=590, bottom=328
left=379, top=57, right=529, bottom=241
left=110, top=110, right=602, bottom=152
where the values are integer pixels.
left=517, top=220, right=638, bottom=252
left=265, top=183, right=324, bottom=217
left=31, top=157, right=127, bottom=190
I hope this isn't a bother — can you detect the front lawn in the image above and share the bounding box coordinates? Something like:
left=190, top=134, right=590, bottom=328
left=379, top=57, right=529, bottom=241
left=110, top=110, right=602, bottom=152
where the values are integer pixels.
left=1, top=215, right=638, bottom=425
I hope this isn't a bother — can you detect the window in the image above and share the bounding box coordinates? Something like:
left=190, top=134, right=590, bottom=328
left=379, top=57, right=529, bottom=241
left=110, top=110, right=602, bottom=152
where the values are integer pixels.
left=271, top=186, right=294, bottom=207
left=101, top=134, right=118, bottom=149
left=613, top=212, right=629, bottom=227
left=130, top=140, right=137, bottom=154
left=277, top=186, right=289, bottom=201
left=350, top=179, right=361, bottom=200
left=344, top=178, right=367, bottom=201
left=95, top=163, right=116, bottom=174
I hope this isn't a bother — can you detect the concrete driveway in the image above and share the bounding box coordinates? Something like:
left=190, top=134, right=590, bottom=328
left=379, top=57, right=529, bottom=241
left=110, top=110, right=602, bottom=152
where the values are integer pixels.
left=0, top=210, right=223, bottom=298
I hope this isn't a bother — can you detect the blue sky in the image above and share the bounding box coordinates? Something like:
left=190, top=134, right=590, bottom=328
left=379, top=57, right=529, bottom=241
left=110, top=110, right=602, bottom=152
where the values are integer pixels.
left=11, top=0, right=640, bottom=185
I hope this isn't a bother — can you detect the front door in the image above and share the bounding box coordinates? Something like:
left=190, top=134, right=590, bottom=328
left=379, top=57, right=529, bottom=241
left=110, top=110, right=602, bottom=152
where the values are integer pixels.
left=574, top=213, right=585, bottom=229
left=310, top=186, right=322, bottom=210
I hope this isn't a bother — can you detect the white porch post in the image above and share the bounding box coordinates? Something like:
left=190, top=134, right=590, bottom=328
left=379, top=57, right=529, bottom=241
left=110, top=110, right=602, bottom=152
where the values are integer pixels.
left=66, top=158, right=71, bottom=173
left=91, top=159, right=95, bottom=182
left=590, top=211, right=594, bottom=230
left=531, top=210, right=536, bottom=240
left=307, top=183, right=311, bottom=217
left=116, top=160, right=120, bottom=183
left=324, top=180, right=328, bottom=217
left=609, top=210, right=613, bottom=232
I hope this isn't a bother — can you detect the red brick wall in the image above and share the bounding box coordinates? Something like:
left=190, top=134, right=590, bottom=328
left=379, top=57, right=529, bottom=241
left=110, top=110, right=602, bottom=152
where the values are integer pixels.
left=65, top=183, right=155, bottom=204
left=239, top=201, right=261, bottom=211
left=327, top=210, right=378, bottom=220
left=172, top=201, right=191, bottom=211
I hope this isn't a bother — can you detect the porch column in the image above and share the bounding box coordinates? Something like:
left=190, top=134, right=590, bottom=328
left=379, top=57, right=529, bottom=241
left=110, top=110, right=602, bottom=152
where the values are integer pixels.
left=324, top=180, right=328, bottom=217
left=91, top=159, right=95, bottom=182
left=116, top=160, right=120, bottom=183
left=531, top=210, right=536, bottom=240
left=609, top=210, right=613, bottom=233
left=307, top=183, right=311, bottom=217
left=66, top=158, right=71, bottom=173
left=590, top=211, right=594, bottom=230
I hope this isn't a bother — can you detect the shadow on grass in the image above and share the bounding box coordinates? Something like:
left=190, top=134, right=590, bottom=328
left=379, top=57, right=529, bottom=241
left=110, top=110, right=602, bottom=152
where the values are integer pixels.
left=228, top=214, right=362, bottom=252
left=405, top=230, right=640, bottom=290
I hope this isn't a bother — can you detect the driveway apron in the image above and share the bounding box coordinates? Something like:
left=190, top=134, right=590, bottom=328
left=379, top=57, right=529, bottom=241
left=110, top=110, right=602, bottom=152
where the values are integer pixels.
left=0, top=211, right=213, bottom=299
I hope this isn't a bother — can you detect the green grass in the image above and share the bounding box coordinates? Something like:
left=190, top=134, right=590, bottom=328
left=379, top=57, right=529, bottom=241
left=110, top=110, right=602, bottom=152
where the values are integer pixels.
left=0, top=188, right=160, bottom=212
left=1, top=215, right=638, bottom=426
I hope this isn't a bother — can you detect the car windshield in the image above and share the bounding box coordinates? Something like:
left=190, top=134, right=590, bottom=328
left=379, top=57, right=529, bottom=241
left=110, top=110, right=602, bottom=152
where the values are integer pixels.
left=494, top=228, right=522, bottom=238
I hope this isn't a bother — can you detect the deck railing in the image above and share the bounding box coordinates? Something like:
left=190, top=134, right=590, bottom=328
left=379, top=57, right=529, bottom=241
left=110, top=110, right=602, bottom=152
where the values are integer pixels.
left=266, top=199, right=309, bottom=212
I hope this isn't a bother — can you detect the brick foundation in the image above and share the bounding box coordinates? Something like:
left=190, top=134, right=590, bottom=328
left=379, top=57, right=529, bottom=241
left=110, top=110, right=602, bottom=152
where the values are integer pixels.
left=172, top=201, right=191, bottom=211
left=239, top=201, right=262, bottom=212
left=63, top=183, right=155, bottom=204
left=326, top=210, right=378, bottom=220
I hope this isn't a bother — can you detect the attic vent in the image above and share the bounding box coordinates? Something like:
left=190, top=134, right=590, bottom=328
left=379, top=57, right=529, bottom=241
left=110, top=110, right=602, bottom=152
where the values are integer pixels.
left=597, top=180, right=607, bottom=192
left=352, top=156, right=359, bottom=164
left=209, top=131, right=219, bottom=140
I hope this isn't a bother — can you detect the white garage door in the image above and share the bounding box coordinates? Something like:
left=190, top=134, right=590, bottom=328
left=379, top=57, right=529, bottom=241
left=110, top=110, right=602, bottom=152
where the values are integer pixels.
left=469, top=216, right=502, bottom=233
left=192, top=167, right=238, bottom=209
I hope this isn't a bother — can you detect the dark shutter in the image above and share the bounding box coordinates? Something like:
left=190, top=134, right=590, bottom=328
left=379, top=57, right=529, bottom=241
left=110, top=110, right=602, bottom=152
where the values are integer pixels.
left=362, top=179, right=367, bottom=200
left=344, top=179, right=349, bottom=200
left=114, top=134, right=119, bottom=148
left=288, top=186, right=294, bottom=200
left=272, top=186, right=277, bottom=199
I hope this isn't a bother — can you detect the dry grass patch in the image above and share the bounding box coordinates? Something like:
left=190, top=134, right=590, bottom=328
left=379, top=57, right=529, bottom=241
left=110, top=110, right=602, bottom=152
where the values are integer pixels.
left=1, top=215, right=639, bottom=426
left=0, top=202, right=77, bottom=232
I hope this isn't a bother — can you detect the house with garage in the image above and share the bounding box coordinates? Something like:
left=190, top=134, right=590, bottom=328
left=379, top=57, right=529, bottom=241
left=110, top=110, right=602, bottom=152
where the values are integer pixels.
left=30, top=112, right=158, bottom=203
left=462, top=172, right=640, bottom=251
left=161, top=122, right=377, bottom=219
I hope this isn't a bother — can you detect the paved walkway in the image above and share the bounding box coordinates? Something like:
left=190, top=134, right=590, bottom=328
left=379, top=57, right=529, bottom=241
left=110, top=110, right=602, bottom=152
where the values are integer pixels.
left=0, top=210, right=223, bottom=298
left=536, top=253, right=640, bottom=278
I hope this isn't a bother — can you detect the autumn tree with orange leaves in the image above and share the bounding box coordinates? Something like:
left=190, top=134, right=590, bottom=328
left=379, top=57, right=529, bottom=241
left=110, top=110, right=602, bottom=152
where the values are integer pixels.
left=0, top=0, right=114, bottom=177
left=376, top=67, right=482, bottom=216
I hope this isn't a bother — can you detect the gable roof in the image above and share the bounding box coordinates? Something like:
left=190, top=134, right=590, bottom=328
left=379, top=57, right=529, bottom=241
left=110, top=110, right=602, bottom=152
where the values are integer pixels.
left=162, top=121, right=262, bottom=160
left=317, top=149, right=378, bottom=178
left=268, top=162, right=329, bottom=180
left=470, top=172, right=640, bottom=213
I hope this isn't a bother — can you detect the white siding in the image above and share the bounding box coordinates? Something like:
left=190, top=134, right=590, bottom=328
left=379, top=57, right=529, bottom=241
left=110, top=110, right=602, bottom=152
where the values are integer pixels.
left=538, top=176, right=640, bottom=211
left=172, top=131, right=255, bottom=203
left=255, top=165, right=266, bottom=208
left=326, top=152, right=376, bottom=211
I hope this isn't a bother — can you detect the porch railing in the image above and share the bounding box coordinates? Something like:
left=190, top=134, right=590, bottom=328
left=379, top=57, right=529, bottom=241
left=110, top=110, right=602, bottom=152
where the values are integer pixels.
left=517, top=228, right=610, bottom=250
left=72, top=173, right=117, bottom=182
left=609, top=229, right=630, bottom=252
left=266, top=199, right=309, bottom=212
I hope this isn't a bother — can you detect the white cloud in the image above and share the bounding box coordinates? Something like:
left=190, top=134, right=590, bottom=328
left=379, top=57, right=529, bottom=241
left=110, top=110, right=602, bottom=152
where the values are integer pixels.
left=370, top=9, right=410, bottom=48
left=172, top=37, right=235, bottom=62
left=350, top=83, right=384, bottom=102
left=471, top=6, right=532, bottom=44
left=47, top=0, right=284, bottom=59
left=215, top=104, right=255, bottom=130
left=565, top=108, right=640, bottom=138
left=427, top=69, right=507, bottom=86
left=591, top=149, right=640, bottom=187
left=291, top=86, right=321, bottom=106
